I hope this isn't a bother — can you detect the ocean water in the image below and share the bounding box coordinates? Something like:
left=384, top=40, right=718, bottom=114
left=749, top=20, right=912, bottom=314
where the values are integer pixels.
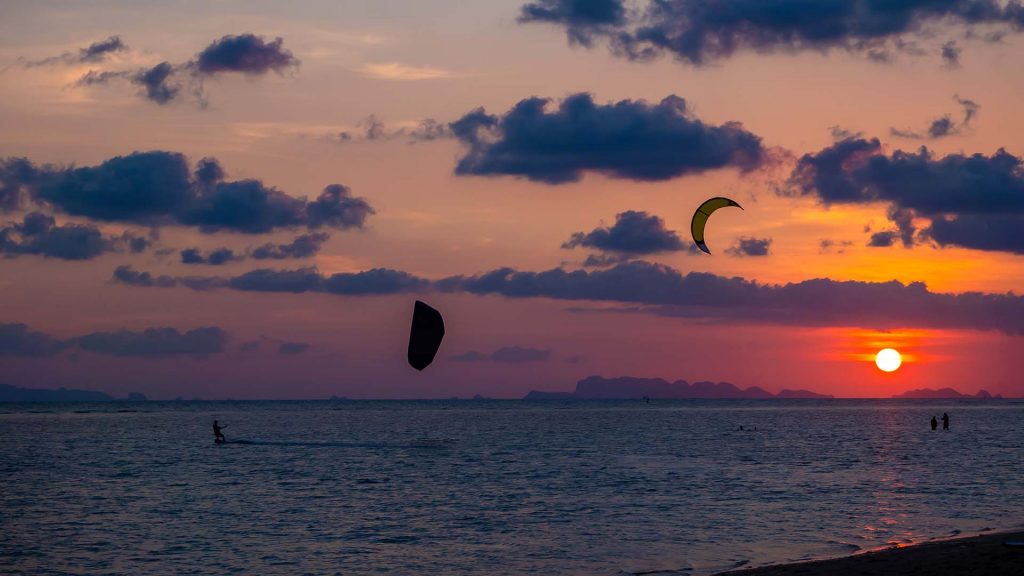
left=1, top=399, right=1022, bottom=575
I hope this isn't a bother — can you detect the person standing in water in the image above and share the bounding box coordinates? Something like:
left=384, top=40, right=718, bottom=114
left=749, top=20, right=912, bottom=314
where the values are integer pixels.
left=942, top=412, right=950, bottom=430
left=213, top=420, right=227, bottom=443
left=930, top=416, right=938, bottom=431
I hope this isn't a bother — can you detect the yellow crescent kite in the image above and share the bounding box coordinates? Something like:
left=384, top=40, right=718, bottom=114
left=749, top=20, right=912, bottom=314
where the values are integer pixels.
left=691, top=197, right=743, bottom=254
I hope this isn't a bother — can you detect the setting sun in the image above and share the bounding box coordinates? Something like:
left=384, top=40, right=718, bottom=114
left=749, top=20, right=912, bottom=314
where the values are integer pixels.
left=875, top=348, right=902, bottom=372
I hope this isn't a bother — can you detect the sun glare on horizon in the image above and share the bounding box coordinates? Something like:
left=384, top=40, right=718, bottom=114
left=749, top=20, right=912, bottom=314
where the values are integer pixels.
left=875, top=348, right=902, bottom=372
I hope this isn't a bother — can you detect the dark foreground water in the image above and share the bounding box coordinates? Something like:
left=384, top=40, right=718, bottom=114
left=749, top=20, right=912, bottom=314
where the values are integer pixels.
left=1, top=399, right=1022, bottom=575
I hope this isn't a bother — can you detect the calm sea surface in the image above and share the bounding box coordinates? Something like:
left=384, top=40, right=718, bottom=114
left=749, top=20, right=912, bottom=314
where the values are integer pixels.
left=1, top=399, right=1022, bottom=575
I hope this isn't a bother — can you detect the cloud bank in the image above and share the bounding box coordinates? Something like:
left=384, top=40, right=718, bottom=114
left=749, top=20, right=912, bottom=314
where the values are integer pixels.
left=451, top=93, right=765, bottom=183
left=563, top=210, right=686, bottom=254
left=788, top=137, right=1024, bottom=253
left=179, top=233, right=330, bottom=265
left=112, top=261, right=1024, bottom=335
left=0, top=153, right=373, bottom=234
left=519, top=0, right=1024, bottom=65
left=69, top=33, right=299, bottom=106
left=1, top=212, right=151, bottom=260
left=725, top=236, right=772, bottom=257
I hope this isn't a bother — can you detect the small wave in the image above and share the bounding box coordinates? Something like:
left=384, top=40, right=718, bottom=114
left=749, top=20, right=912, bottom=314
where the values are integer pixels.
left=228, top=439, right=450, bottom=449
left=826, top=539, right=862, bottom=552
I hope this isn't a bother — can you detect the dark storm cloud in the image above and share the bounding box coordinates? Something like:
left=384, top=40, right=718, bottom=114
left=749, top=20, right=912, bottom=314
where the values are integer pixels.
left=71, top=64, right=184, bottom=106
left=23, top=36, right=127, bottom=67
left=890, top=95, right=980, bottom=140
left=305, top=185, right=375, bottom=230
left=451, top=346, right=552, bottom=363
left=0, top=158, right=38, bottom=211
left=112, top=265, right=178, bottom=288
left=0, top=212, right=151, bottom=260
left=194, top=34, right=299, bottom=75
left=134, top=62, right=180, bottom=105
left=179, top=180, right=309, bottom=233
left=251, top=233, right=330, bottom=259
left=927, top=213, right=1024, bottom=253
left=788, top=136, right=1024, bottom=253
left=79, top=36, right=128, bottom=62
left=439, top=260, right=1024, bottom=334
left=867, top=207, right=917, bottom=248
left=194, top=157, right=225, bottom=185
left=519, top=0, right=1024, bottom=65
left=0, top=152, right=373, bottom=234
left=112, top=265, right=226, bottom=291
left=563, top=211, right=685, bottom=253
left=725, top=236, right=772, bottom=257
left=323, top=269, right=429, bottom=295
left=180, top=233, right=329, bottom=265
left=229, top=267, right=325, bottom=293
left=180, top=248, right=205, bottom=264
left=31, top=151, right=194, bottom=222
left=0, top=323, right=69, bottom=356
left=179, top=247, right=241, bottom=265
left=216, top=267, right=428, bottom=295
left=867, top=231, right=896, bottom=247
left=67, top=34, right=298, bottom=105
left=520, top=0, right=625, bottom=31
left=451, top=93, right=765, bottom=183
left=72, top=327, right=228, bottom=357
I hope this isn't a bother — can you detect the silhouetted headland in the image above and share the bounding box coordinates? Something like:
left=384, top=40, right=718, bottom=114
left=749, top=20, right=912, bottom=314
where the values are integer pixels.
left=892, top=387, right=1002, bottom=399
left=0, top=383, right=146, bottom=402
left=523, top=376, right=833, bottom=400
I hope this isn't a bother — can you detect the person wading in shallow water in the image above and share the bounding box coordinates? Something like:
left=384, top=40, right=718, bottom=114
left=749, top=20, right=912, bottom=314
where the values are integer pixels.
left=213, top=420, right=227, bottom=443
left=931, top=416, right=938, bottom=431
left=942, top=412, right=950, bottom=430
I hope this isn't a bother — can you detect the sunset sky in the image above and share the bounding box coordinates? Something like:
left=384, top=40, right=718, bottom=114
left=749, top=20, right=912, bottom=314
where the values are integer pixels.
left=2, top=0, right=1023, bottom=399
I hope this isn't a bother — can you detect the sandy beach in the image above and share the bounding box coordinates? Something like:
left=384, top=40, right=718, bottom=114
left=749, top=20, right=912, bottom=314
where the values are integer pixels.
left=717, top=531, right=1024, bottom=576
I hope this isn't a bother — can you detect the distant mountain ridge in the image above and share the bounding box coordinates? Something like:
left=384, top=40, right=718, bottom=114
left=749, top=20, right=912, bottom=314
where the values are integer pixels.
left=523, top=376, right=833, bottom=400
left=0, top=384, right=146, bottom=402
left=891, top=387, right=1002, bottom=400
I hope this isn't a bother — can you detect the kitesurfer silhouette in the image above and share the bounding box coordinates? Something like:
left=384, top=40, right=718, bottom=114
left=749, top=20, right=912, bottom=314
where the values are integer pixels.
left=930, top=416, right=938, bottom=431
left=408, top=300, right=445, bottom=371
left=942, top=412, right=949, bottom=430
left=213, top=420, right=227, bottom=443
left=691, top=197, right=743, bottom=254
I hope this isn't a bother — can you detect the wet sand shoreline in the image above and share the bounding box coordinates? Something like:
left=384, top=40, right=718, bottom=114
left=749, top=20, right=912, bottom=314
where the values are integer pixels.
left=715, top=530, right=1024, bottom=575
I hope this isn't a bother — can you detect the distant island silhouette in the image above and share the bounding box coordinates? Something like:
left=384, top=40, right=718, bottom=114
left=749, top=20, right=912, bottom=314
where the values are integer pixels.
left=523, top=376, right=832, bottom=400
left=524, top=377, right=1009, bottom=400
left=892, top=387, right=1002, bottom=399
left=0, top=383, right=146, bottom=402
left=0, top=381, right=1007, bottom=402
